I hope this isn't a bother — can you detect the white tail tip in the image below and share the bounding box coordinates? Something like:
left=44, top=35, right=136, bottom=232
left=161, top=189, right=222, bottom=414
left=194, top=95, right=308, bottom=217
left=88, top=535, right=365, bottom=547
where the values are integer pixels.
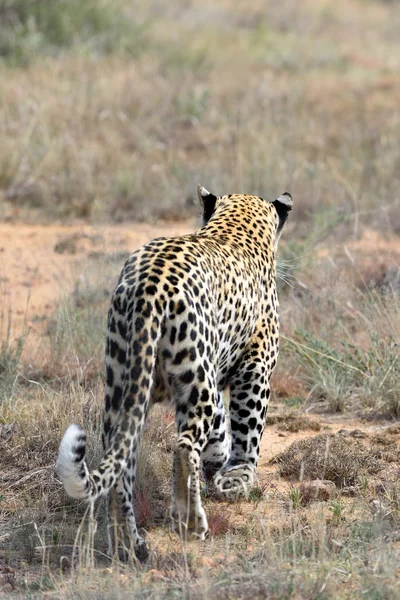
left=57, top=424, right=88, bottom=499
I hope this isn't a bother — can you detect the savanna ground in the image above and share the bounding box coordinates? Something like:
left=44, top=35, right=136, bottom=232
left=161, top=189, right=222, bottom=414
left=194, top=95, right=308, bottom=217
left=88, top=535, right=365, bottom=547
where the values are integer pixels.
left=0, top=0, right=400, bottom=598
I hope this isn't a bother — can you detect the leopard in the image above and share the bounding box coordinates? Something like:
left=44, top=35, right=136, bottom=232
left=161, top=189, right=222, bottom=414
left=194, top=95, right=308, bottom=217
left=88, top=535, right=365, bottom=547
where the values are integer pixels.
left=57, top=185, right=293, bottom=562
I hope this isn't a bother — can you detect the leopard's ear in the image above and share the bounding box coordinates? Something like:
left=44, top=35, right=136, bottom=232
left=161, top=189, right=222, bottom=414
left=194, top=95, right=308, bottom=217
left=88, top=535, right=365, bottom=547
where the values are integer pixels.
left=197, top=184, right=217, bottom=225
left=272, top=192, right=293, bottom=246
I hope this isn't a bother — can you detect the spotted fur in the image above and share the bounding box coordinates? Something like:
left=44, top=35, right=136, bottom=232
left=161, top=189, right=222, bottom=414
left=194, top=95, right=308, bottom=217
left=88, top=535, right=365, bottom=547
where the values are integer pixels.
left=57, top=186, right=293, bottom=561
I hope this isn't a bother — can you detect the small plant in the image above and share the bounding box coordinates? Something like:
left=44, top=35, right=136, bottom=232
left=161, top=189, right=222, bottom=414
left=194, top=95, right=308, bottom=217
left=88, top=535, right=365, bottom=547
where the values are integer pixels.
left=248, top=486, right=266, bottom=503
left=45, top=278, right=108, bottom=381
left=175, top=88, right=209, bottom=121
left=10, top=523, right=37, bottom=563
left=275, top=434, right=389, bottom=487
left=285, top=327, right=400, bottom=416
left=381, top=481, right=400, bottom=526
left=133, top=489, right=153, bottom=529
left=288, top=486, right=302, bottom=509
left=330, top=500, right=345, bottom=522
left=359, top=474, right=370, bottom=494
left=284, top=396, right=305, bottom=409
left=0, top=301, right=28, bottom=403
left=207, top=507, right=232, bottom=537
left=28, top=577, right=54, bottom=592
left=0, top=0, right=148, bottom=66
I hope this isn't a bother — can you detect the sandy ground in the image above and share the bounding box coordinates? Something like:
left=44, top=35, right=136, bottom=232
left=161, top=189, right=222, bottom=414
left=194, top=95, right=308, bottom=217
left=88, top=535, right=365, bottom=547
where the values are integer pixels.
left=1, top=221, right=399, bottom=594
left=2, top=218, right=397, bottom=480
left=0, top=220, right=196, bottom=329
left=1, top=221, right=399, bottom=327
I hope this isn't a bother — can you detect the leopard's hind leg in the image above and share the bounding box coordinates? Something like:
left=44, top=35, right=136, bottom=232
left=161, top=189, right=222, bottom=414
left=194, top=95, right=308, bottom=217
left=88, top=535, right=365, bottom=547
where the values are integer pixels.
left=201, top=391, right=230, bottom=491
left=214, top=327, right=276, bottom=501
left=169, top=373, right=218, bottom=540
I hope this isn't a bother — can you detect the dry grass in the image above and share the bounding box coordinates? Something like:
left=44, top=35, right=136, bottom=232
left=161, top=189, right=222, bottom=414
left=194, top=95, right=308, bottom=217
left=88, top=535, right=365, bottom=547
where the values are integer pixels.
left=274, top=431, right=400, bottom=487
left=1, top=0, right=400, bottom=598
left=0, top=0, right=400, bottom=228
left=265, top=413, right=322, bottom=433
left=277, top=238, right=400, bottom=416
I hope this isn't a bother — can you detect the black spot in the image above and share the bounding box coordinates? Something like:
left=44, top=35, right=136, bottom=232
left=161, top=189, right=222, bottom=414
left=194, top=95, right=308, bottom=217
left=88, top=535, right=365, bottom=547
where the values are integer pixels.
left=106, top=365, right=114, bottom=387
left=238, top=409, right=250, bottom=419
left=104, top=417, right=111, bottom=437
left=124, top=394, right=135, bottom=409
left=133, top=340, right=142, bottom=355
left=188, top=387, right=199, bottom=405
left=214, top=414, right=221, bottom=430
left=231, top=421, right=249, bottom=435
left=133, top=407, right=142, bottom=419
left=145, top=285, right=157, bottom=296
left=143, top=302, right=152, bottom=318
left=204, top=405, right=213, bottom=417
left=110, top=340, right=119, bottom=359
left=131, top=364, right=142, bottom=381
left=117, top=320, right=127, bottom=339
left=180, top=370, right=195, bottom=384
left=201, top=389, right=209, bottom=402
left=173, top=349, right=188, bottom=365
left=112, top=385, right=123, bottom=410
left=155, top=299, right=163, bottom=315
left=178, top=322, right=188, bottom=342
left=135, top=317, right=145, bottom=332
left=197, top=365, right=205, bottom=382
left=117, top=347, right=126, bottom=365
left=176, top=299, right=186, bottom=314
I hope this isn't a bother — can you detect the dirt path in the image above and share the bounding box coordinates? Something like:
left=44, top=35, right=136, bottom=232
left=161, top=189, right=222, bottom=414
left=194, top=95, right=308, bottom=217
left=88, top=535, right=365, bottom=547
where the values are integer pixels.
left=2, top=222, right=398, bottom=329
left=0, top=220, right=195, bottom=335
left=1, top=221, right=399, bottom=594
left=1, top=220, right=398, bottom=469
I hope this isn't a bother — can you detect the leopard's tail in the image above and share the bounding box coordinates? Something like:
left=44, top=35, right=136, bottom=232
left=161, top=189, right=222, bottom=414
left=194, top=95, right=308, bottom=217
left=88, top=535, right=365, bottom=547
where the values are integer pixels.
left=57, top=308, right=162, bottom=502
left=57, top=423, right=91, bottom=499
